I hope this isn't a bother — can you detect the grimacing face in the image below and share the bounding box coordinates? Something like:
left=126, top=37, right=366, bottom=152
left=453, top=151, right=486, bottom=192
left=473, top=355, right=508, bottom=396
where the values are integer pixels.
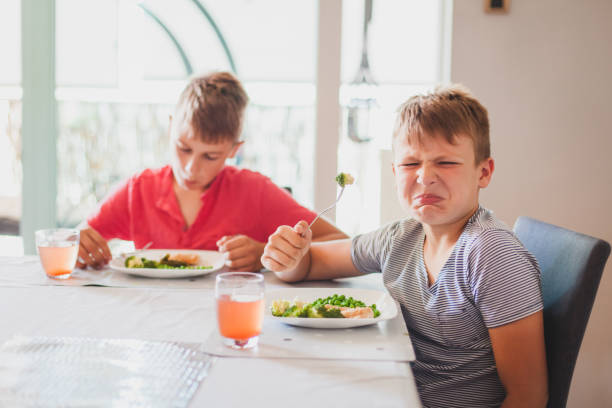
left=169, top=118, right=241, bottom=191
left=392, top=133, right=494, bottom=229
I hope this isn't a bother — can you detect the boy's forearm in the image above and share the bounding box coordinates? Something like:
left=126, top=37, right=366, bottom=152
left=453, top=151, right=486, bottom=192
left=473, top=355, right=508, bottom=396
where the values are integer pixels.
left=304, top=240, right=362, bottom=281
left=312, top=231, right=348, bottom=242
left=271, top=239, right=359, bottom=283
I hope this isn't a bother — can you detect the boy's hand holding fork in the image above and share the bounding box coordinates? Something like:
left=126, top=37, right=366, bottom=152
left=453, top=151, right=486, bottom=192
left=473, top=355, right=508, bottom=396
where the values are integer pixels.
left=261, top=220, right=312, bottom=281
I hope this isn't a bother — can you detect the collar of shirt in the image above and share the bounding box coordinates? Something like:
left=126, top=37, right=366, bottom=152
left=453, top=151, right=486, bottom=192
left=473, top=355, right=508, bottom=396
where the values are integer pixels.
left=154, top=165, right=228, bottom=228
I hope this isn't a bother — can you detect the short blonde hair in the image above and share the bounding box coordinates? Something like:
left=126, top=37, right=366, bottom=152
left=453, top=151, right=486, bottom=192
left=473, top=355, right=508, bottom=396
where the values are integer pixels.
left=393, top=84, right=490, bottom=164
left=175, top=71, right=249, bottom=143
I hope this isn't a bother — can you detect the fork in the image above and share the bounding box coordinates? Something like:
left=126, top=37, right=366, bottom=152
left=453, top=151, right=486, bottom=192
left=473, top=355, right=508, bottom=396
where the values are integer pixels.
left=308, top=186, right=346, bottom=229
left=117, top=241, right=153, bottom=259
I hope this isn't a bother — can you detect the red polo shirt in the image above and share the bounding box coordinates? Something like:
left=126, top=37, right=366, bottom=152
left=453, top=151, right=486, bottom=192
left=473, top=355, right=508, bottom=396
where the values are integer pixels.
left=87, top=165, right=316, bottom=249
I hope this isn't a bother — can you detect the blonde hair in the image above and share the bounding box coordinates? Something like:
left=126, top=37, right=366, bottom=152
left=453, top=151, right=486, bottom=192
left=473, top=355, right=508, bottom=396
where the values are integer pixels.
left=175, top=71, right=249, bottom=143
left=393, top=84, right=490, bottom=164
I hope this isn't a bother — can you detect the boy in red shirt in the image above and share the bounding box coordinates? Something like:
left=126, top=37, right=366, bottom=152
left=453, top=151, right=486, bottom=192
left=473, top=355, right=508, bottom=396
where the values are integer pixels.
left=79, top=72, right=346, bottom=271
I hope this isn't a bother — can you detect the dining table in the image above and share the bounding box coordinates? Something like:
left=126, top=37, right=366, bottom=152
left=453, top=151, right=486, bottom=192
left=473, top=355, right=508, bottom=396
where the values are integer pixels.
left=0, top=255, right=422, bottom=407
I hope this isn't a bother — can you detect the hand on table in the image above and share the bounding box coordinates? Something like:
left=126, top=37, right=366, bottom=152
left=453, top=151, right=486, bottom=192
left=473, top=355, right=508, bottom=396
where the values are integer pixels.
left=261, top=220, right=311, bottom=273
left=77, top=227, right=112, bottom=269
left=216, top=234, right=265, bottom=272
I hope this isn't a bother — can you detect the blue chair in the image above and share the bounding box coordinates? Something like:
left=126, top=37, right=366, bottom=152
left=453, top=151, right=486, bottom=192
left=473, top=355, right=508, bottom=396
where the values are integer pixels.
left=513, top=216, right=610, bottom=408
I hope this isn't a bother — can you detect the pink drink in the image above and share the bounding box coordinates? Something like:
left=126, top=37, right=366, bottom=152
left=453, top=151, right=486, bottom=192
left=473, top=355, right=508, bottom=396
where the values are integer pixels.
left=216, top=294, right=264, bottom=340
left=38, top=243, right=79, bottom=278
left=215, top=272, right=265, bottom=349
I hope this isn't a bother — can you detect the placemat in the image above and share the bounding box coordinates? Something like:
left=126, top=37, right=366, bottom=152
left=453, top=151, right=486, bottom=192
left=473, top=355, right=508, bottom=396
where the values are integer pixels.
left=0, top=336, right=213, bottom=407
left=203, top=310, right=415, bottom=362
left=0, top=256, right=221, bottom=289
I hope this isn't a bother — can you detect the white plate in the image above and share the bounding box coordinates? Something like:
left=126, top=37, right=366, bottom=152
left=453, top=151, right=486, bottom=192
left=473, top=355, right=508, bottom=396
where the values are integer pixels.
left=109, top=249, right=224, bottom=279
left=266, top=287, right=398, bottom=329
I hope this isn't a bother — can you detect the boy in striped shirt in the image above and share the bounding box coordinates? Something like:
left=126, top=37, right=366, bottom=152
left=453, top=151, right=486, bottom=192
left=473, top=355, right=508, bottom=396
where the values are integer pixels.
left=262, top=85, right=548, bottom=408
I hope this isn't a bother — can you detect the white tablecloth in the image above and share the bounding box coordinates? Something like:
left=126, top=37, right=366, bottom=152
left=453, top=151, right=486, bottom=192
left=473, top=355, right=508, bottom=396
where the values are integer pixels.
left=0, top=256, right=422, bottom=407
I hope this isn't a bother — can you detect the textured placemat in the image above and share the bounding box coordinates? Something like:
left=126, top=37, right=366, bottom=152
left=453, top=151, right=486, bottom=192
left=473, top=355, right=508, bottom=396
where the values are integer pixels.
left=0, top=336, right=213, bottom=407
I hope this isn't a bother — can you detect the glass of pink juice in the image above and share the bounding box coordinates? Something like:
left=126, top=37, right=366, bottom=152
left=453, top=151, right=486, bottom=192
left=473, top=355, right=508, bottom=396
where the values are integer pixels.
left=215, top=272, right=265, bottom=349
left=35, top=229, right=80, bottom=279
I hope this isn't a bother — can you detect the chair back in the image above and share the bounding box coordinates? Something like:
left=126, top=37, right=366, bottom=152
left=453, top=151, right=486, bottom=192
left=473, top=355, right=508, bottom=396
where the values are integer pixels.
left=513, top=216, right=610, bottom=408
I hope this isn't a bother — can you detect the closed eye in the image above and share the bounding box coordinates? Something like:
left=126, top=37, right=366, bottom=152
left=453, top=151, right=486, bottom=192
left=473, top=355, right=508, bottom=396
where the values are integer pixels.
left=203, top=153, right=221, bottom=161
left=439, top=161, right=460, bottom=166
left=400, top=162, right=419, bottom=167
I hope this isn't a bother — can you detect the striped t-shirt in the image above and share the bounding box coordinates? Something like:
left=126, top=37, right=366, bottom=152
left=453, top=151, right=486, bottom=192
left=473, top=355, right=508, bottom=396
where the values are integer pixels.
left=351, top=206, right=543, bottom=408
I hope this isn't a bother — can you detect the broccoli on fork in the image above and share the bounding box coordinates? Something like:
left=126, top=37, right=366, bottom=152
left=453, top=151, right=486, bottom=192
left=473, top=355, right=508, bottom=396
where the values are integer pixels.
left=335, top=172, right=355, bottom=188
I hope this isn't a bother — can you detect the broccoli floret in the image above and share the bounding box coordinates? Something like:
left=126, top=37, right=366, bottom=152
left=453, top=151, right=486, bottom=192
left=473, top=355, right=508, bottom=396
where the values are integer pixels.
left=125, top=255, right=144, bottom=268
left=335, top=172, right=355, bottom=187
left=296, top=306, right=310, bottom=318
left=307, top=306, right=323, bottom=318
left=282, top=305, right=297, bottom=317
left=283, top=305, right=309, bottom=318
left=320, top=306, right=344, bottom=318
left=305, top=305, right=344, bottom=318
left=142, top=259, right=157, bottom=268
left=271, top=300, right=290, bottom=317
left=272, top=301, right=310, bottom=318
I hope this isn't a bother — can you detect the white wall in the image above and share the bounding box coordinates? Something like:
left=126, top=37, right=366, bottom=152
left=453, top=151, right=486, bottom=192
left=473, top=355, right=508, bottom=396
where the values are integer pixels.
left=451, top=1, right=612, bottom=406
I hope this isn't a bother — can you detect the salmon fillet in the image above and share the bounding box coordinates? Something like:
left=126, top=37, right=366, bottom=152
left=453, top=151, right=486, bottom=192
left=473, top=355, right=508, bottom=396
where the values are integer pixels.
left=325, top=304, right=374, bottom=319
left=168, top=253, right=200, bottom=265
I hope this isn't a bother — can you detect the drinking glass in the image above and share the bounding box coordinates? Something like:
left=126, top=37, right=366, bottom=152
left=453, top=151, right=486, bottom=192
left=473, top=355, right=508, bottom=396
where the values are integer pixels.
left=35, top=228, right=80, bottom=279
left=215, top=272, right=265, bottom=349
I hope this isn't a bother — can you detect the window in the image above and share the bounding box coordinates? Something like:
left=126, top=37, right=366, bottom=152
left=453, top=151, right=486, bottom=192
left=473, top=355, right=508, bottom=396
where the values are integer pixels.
left=55, top=0, right=319, bottom=227
left=14, top=0, right=448, bottom=253
left=336, top=0, right=449, bottom=235
left=0, top=0, right=22, bottom=247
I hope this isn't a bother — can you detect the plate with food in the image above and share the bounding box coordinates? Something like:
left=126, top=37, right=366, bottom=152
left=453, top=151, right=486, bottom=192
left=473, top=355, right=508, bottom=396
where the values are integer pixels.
left=109, top=249, right=225, bottom=278
left=267, top=288, right=398, bottom=328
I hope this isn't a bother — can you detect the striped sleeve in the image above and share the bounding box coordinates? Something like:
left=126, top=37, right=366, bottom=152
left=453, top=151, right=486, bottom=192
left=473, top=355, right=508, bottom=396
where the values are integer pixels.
left=350, top=222, right=398, bottom=274
left=467, top=229, right=543, bottom=328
